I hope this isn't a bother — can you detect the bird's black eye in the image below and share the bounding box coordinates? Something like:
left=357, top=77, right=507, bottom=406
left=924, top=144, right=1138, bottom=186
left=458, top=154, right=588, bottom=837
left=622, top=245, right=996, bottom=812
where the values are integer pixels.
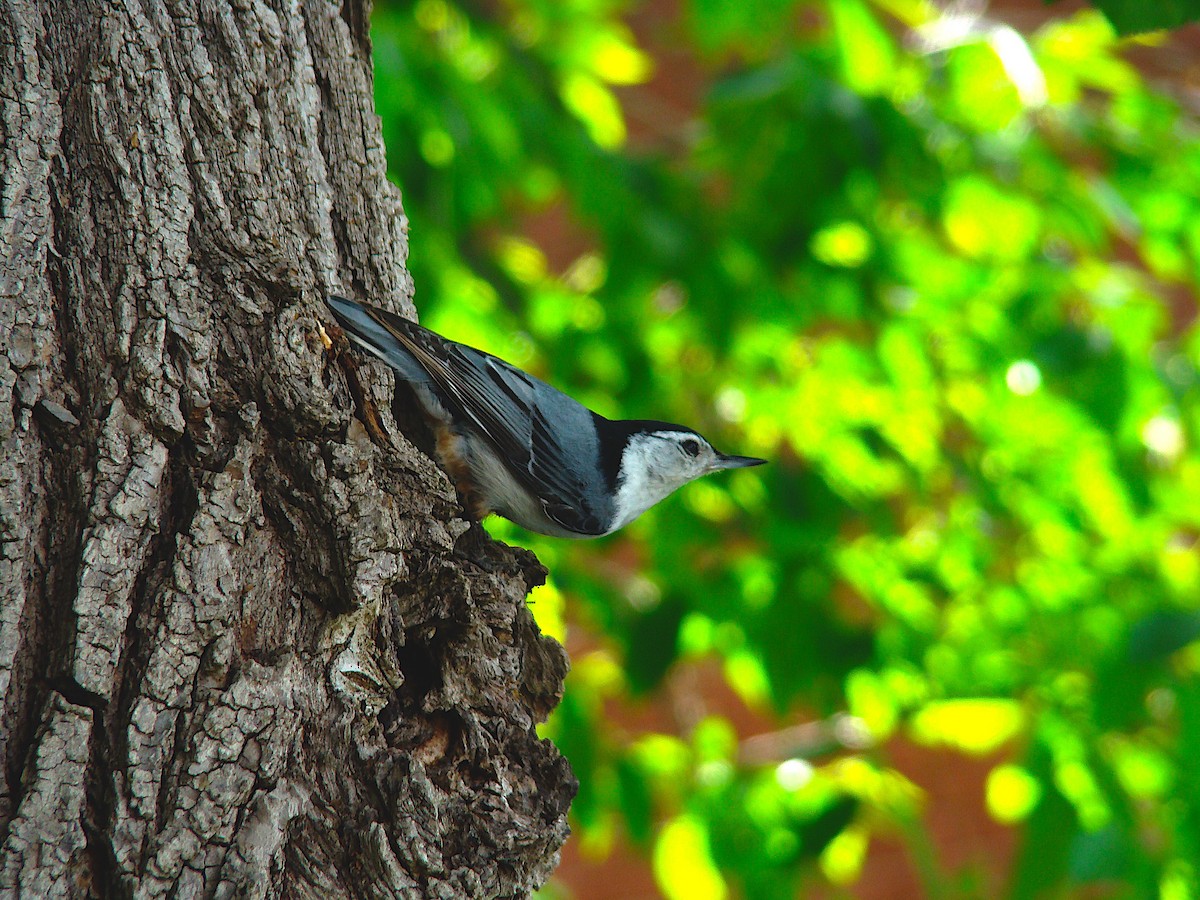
left=681, top=439, right=701, bottom=457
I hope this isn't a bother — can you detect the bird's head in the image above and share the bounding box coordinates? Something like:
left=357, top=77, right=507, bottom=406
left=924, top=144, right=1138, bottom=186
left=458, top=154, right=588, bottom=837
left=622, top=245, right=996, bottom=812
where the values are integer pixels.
left=610, top=424, right=765, bottom=530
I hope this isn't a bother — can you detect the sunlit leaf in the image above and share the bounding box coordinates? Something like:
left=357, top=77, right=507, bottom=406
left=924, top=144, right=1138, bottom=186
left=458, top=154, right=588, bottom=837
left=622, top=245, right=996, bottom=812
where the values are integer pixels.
left=579, top=29, right=653, bottom=85
left=943, top=175, right=1041, bottom=261
left=810, top=220, right=874, bottom=268
left=654, top=815, right=728, bottom=900
left=559, top=72, right=626, bottom=148
left=986, top=764, right=1042, bottom=823
left=909, top=699, right=1025, bottom=754
left=818, top=826, right=868, bottom=885
left=828, top=0, right=895, bottom=95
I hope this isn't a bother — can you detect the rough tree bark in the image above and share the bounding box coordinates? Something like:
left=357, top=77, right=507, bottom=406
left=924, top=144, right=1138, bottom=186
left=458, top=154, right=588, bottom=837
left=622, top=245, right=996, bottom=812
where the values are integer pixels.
left=0, top=1, right=574, bottom=897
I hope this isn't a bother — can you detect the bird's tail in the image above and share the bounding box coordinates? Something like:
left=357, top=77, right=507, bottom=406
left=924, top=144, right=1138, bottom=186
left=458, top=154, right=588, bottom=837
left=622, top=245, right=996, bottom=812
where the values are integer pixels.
left=325, top=295, right=433, bottom=385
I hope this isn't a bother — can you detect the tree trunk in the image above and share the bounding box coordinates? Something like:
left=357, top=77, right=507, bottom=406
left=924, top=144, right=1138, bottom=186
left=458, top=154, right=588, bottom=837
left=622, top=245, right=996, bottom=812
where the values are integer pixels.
left=0, top=1, right=574, bottom=897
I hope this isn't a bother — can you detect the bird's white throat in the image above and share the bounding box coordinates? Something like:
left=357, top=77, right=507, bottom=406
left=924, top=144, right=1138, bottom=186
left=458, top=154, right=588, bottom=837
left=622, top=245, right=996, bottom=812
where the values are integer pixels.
left=610, top=434, right=695, bottom=532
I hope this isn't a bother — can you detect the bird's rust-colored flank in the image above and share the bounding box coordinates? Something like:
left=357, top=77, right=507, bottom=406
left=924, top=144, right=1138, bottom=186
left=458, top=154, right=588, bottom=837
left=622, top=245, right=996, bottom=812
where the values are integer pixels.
left=435, top=425, right=494, bottom=520
left=328, top=314, right=494, bottom=521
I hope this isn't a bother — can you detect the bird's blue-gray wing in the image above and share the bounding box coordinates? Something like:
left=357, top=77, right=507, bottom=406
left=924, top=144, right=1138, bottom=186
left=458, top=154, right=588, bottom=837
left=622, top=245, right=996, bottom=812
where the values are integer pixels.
left=450, top=353, right=608, bottom=535
left=327, top=296, right=608, bottom=535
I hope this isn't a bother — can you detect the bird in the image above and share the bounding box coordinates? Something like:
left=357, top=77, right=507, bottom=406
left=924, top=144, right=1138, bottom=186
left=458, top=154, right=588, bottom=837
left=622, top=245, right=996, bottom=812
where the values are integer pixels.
left=325, top=294, right=765, bottom=538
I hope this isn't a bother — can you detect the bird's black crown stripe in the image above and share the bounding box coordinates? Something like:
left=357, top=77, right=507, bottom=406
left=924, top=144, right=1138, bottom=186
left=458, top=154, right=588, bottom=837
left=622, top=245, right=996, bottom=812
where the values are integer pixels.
left=593, top=416, right=702, bottom=491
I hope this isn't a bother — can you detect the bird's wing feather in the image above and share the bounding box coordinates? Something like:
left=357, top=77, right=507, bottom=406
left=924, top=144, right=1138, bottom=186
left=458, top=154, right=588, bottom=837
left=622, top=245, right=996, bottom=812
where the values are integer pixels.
left=350, top=301, right=608, bottom=535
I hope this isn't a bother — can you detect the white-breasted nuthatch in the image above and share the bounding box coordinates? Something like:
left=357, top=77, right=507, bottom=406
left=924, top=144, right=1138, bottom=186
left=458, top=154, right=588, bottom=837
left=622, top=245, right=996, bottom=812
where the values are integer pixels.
left=326, top=295, right=765, bottom=538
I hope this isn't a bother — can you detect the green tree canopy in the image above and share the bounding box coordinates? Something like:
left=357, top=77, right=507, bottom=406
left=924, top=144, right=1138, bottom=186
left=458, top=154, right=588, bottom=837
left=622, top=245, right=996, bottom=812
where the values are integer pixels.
left=372, top=1, right=1200, bottom=895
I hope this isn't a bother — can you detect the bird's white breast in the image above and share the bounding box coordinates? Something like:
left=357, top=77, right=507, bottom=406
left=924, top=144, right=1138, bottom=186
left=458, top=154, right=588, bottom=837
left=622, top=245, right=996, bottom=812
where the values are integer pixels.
left=461, top=433, right=587, bottom=538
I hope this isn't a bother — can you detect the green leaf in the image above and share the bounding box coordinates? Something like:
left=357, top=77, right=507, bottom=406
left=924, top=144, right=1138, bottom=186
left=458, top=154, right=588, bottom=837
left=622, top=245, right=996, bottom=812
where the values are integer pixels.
left=1089, top=0, right=1200, bottom=34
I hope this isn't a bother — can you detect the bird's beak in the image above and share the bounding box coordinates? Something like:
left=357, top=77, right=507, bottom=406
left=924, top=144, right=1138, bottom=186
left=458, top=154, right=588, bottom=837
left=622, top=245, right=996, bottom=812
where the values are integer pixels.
left=712, top=453, right=767, bottom=470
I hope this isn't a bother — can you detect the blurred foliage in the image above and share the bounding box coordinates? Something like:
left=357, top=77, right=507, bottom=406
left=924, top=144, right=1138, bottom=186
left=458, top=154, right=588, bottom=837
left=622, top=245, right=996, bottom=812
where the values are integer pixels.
left=371, top=0, right=1200, bottom=896
left=1088, top=0, right=1200, bottom=35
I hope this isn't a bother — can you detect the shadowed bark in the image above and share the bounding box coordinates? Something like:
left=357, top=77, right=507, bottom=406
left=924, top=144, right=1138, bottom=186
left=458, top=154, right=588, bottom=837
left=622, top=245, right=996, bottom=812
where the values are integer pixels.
left=0, top=1, right=574, bottom=897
